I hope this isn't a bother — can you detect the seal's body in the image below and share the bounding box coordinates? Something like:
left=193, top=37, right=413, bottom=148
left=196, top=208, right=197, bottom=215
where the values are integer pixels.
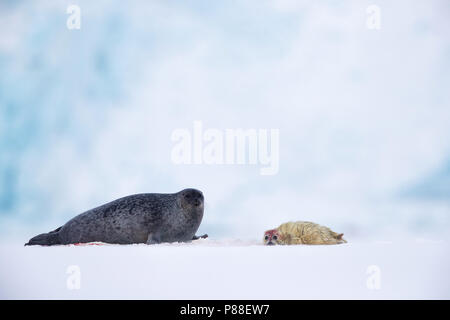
left=25, top=188, right=205, bottom=246
left=263, top=221, right=346, bottom=245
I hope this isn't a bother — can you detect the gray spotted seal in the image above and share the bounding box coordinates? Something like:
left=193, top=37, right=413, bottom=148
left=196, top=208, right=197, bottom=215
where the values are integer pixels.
left=25, top=188, right=207, bottom=246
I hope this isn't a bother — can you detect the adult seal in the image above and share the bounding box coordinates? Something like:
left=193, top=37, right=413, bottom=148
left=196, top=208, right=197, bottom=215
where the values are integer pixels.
left=25, top=188, right=207, bottom=246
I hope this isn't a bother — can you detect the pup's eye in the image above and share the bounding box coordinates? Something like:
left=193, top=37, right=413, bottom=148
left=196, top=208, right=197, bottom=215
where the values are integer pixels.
left=272, top=235, right=278, bottom=240
left=264, top=235, right=269, bottom=240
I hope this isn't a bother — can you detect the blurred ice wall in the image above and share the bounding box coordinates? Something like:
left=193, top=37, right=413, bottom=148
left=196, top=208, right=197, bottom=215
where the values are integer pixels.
left=0, top=0, right=449, bottom=240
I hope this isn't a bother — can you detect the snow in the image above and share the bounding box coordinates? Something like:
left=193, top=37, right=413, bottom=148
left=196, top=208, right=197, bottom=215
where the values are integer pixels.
left=1, top=238, right=449, bottom=299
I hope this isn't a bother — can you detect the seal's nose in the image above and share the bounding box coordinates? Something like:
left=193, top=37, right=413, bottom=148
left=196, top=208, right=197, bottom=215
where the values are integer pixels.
left=267, top=242, right=274, bottom=246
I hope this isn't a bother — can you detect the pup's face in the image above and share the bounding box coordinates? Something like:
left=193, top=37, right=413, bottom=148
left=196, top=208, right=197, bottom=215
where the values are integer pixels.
left=263, top=229, right=281, bottom=245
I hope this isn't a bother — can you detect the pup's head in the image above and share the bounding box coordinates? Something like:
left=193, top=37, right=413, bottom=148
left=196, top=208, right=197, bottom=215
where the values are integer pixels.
left=263, top=229, right=281, bottom=245
left=179, top=188, right=204, bottom=210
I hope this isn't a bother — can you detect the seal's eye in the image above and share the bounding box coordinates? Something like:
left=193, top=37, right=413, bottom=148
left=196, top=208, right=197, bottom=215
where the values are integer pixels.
left=272, top=235, right=278, bottom=240
left=264, top=235, right=269, bottom=240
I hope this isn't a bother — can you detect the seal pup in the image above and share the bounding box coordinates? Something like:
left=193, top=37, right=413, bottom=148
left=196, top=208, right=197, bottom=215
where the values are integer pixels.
left=25, top=188, right=207, bottom=246
left=263, top=221, right=346, bottom=245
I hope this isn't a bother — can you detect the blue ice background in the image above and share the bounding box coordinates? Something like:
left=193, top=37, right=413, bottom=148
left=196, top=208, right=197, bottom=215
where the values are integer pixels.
left=0, top=0, right=449, bottom=240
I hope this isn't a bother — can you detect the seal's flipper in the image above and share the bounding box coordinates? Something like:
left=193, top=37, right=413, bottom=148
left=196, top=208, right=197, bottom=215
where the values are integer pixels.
left=25, top=230, right=61, bottom=246
left=146, top=233, right=162, bottom=245
left=192, top=234, right=208, bottom=240
left=337, top=233, right=347, bottom=243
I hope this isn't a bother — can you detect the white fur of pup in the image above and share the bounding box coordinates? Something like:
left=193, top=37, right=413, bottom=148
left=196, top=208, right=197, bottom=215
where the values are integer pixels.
left=263, top=221, right=347, bottom=245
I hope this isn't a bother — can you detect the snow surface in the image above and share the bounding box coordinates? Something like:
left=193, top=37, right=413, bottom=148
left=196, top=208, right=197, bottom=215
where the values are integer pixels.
left=0, top=238, right=449, bottom=299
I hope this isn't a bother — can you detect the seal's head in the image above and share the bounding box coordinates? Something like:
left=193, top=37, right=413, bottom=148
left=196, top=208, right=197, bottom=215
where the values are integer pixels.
left=263, top=229, right=281, bottom=245
left=179, top=188, right=204, bottom=211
